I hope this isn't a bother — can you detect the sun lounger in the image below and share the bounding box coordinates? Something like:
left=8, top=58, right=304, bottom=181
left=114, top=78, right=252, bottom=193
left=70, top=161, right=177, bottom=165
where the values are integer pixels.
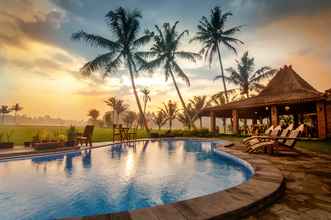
left=243, top=125, right=282, bottom=146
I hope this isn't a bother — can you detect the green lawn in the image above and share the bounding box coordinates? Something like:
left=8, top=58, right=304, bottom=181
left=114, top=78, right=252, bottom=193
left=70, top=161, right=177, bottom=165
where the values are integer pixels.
left=0, top=125, right=330, bottom=154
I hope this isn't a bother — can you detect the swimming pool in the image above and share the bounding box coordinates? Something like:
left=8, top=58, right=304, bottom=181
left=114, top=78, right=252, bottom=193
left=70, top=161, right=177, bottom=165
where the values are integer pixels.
left=0, top=139, right=253, bottom=220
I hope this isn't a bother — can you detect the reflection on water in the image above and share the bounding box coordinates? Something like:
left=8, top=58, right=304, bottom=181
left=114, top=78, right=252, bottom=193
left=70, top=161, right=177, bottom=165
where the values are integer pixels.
left=0, top=140, right=252, bottom=220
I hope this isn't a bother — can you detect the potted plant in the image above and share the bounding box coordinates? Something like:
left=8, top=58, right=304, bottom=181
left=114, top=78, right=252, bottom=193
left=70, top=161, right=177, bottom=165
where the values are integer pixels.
left=32, top=130, right=60, bottom=150
left=0, top=130, right=14, bottom=149
left=66, top=126, right=77, bottom=147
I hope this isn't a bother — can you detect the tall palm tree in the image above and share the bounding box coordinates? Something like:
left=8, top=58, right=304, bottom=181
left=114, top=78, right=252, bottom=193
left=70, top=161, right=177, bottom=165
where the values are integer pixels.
left=72, top=7, right=153, bottom=132
left=114, top=99, right=128, bottom=124
left=105, top=96, right=117, bottom=125
left=177, top=103, right=196, bottom=130
left=152, top=110, right=167, bottom=130
left=139, top=21, right=200, bottom=127
left=0, top=105, right=11, bottom=124
left=191, top=6, right=243, bottom=103
left=11, top=103, right=23, bottom=125
left=216, top=51, right=276, bottom=98
left=189, top=96, right=211, bottom=129
left=161, top=100, right=178, bottom=131
left=141, top=88, right=151, bottom=115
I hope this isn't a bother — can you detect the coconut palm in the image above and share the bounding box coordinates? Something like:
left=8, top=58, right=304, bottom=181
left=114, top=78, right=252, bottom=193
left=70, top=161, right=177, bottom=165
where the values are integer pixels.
left=88, top=109, right=99, bottom=121
left=122, top=111, right=137, bottom=128
left=139, top=21, right=200, bottom=127
left=216, top=51, right=276, bottom=98
left=177, top=103, right=196, bottom=130
left=152, top=110, right=167, bottom=130
left=141, top=88, right=151, bottom=115
left=0, top=105, right=11, bottom=124
left=11, top=103, right=23, bottom=124
left=161, top=100, right=178, bottom=131
left=189, top=96, right=211, bottom=129
left=105, top=96, right=117, bottom=125
left=210, top=89, right=236, bottom=106
left=72, top=7, right=153, bottom=132
left=114, top=100, right=128, bottom=124
left=191, top=6, right=243, bottom=103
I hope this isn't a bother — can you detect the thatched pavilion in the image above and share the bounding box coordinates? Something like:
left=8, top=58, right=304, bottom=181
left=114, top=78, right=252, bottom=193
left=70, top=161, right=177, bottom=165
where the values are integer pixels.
left=200, top=65, right=331, bottom=139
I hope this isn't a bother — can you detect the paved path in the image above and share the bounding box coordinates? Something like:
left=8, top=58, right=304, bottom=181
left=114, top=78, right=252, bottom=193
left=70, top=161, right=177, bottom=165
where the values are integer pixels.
left=231, top=145, right=331, bottom=220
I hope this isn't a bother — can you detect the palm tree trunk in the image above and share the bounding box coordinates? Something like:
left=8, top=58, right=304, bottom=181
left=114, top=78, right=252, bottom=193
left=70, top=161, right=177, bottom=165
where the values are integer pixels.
left=15, top=111, right=17, bottom=125
left=216, top=44, right=229, bottom=103
left=128, top=59, right=150, bottom=132
left=199, top=116, right=202, bottom=129
left=169, top=69, right=192, bottom=127
left=169, top=119, right=172, bottom=131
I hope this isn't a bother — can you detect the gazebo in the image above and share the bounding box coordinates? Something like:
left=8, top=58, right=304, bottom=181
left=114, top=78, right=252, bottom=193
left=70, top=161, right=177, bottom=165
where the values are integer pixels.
left=200, top=65, right=330, bottom=139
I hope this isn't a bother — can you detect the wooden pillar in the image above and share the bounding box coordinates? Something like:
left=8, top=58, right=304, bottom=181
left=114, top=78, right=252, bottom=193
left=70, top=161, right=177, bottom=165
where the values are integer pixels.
left=210, top=111, right=216, bottom=133
left=271, top=105, right=278, bottom=127
left=222, top=117, right=226, bottom=134
left=232, top=109, right=238, bottom=135
left=316, top=102, right=327, bottom=139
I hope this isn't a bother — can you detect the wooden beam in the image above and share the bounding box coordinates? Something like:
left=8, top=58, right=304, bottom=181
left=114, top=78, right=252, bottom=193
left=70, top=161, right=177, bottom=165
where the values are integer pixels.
left=271, top=105, right=278, bottom=127
left=210, top=111, right=216, bottom=133
left=316, top=102, right=327, bottom=139
left=232, top=109, right=238, bottom=135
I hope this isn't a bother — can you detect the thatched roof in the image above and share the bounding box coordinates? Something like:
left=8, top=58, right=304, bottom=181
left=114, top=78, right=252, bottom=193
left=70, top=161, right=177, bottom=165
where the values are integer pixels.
left=201, top=65, right=324, bottom=115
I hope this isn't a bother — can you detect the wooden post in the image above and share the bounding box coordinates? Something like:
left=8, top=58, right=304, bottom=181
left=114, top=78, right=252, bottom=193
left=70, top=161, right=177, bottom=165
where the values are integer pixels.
left=210, top=111, right=216, bottom=133
left=271, top=105, right=278, bottom=127
left=232, top=109, right=238, bottom=135
left=316, top=102, right=327, bottom=139
left=222, top=118, right=226, bottom=134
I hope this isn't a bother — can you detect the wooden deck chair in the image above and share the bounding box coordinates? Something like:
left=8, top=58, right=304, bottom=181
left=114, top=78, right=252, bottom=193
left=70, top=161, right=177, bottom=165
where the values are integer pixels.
left=76, top=125, right=94, bottom=147
left=243, top=125, right=281, bottom=146
left=247, top=124, right=303, bottom=154
left=113, top=124, right=123, bottom=142
left=242, top=125, right=274, bottom=144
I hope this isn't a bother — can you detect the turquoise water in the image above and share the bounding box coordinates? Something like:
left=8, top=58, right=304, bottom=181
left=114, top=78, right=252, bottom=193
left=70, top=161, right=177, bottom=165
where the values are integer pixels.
left=0, top=139, right=252, bottom=220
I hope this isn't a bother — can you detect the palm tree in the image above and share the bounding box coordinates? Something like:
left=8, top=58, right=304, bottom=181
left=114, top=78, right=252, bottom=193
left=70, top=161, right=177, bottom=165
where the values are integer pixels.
left=152, top=110, right=167, bottom=130
left=105, top=96, right=117, bottom=126
left=0, top=105, right=11, bottom=124
left=139, top=88, right=151, bottom=128
left=72, top=7, right=153, bottom=132
left=11, top=103, right=23, bottom=124
left=122, top=111, right=137, bottom=128
left=191, top=6, right=243, bottom=103
left=189, top=96, right=211, bottom=129
left=177, top=103, right=196, bottom=130
left=114, top=99, right=128, bottom=124
left=161, top=100, right=178, bottom=131
left=88, top=109, right=99, bottom=122
left=216, top=51, right=276, bottom=98
left=210, top=89, right=236, bottom=106
left=139, top=21, right=200, bottom=127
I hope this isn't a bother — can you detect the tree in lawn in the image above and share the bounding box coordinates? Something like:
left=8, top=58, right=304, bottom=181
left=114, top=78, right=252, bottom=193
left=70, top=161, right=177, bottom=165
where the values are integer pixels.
left=105, top=96, right=117, bottom=126
left=139, top=21, right=200, bottom=128
left=88, top=109, right=100, bottom=125
left=152, top=110, right=167, bottom=130
left=72, top=7, right=153, bottom=132
left=0, top=105, right=11, bottom=124
left=177, top=103, right=197, bottom=130
left=189, top=96, right=211, bottom=129
left=122, top=111, right=137, bottom=128
left=191, top=6, right=243, bottom=103
left=139, top=88, right=151, bottom=128
left=216, top=51, right=276, bottom=98
left=161, top=100, right=178, bottom=131
left=114, top=99, right=129, bottom=124
left=11, top=103, right=23, bottom=125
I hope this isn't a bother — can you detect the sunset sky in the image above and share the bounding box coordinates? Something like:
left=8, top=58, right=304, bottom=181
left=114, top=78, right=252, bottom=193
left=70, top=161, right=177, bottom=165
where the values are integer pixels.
left=0, top=0, right=330, bottom=120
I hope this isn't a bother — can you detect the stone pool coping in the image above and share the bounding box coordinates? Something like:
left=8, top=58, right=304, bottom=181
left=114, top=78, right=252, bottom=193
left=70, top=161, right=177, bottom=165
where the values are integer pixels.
left=0, top=138, right=285, bottom=220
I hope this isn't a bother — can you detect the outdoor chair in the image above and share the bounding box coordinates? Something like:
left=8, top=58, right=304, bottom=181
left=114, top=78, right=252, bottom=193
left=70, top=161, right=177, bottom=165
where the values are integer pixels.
left=247, top=124, right=304, bottom=154
left=76, top=125, right=94, bottom=147
left=128, top=128, right=137, bottom=141
left=242, top=125, right=281, bottom=146
left=113, top=124, right=123, bottom=142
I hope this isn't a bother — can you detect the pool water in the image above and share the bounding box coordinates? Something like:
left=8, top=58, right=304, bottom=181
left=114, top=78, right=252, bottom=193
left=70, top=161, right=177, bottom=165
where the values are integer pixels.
left=0, top=139, right=253, bottom=220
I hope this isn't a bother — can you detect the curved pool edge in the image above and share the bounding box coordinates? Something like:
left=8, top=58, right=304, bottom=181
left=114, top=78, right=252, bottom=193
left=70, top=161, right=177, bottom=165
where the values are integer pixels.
left=61, top=139, right=284, bottom=220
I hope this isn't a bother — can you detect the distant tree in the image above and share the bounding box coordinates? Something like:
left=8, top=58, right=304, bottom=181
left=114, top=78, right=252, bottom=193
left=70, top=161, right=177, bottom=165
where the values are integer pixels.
left=161, top=100, right=178, bottom=131
left=216, top=51, right=276, bottom=98
left=139, top=22, right=200, bottom=128
left=103, top=111, right=113, bottom=127
left=88, top=109, right=100, bottom=124
left=72, top=7, right=153, bottom=132
left=139, top=88, right=151, bottom=128
left=152, top=110, right=167, bottom=130
left=191, top=6, right=243, bottom=103
left=114, top=100, right=128, bottom=124
left=0, top=105, right=11, bottom=124
left=11, top=103, right=23, bottom=125
left=189, top=96, right=211, bottom=129
left=211, top=90, right=236, bottom=106
left=105, top=96, right=117, bottom=126
left=122, top=111, right=137, bottom=128
left=177, top=103, right=197, bottom=130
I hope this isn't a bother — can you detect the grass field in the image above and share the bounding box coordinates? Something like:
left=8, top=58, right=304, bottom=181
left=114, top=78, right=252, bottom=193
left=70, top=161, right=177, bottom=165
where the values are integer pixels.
left=0, top=125, right=330, bottom=154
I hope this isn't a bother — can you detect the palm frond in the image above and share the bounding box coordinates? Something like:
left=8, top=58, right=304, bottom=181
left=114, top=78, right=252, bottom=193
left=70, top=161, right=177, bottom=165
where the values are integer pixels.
left=172, top=62, right=190, bottom=86
left=80, top=52, right=115, bottom=76
left=175, top=51, right=201, bottom=62
left=72, top=31, right=120, bottom=50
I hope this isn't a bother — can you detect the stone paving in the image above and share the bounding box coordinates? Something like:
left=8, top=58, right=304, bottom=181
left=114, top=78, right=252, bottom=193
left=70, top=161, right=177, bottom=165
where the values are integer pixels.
left=233, top=145, right=331, bottom=220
